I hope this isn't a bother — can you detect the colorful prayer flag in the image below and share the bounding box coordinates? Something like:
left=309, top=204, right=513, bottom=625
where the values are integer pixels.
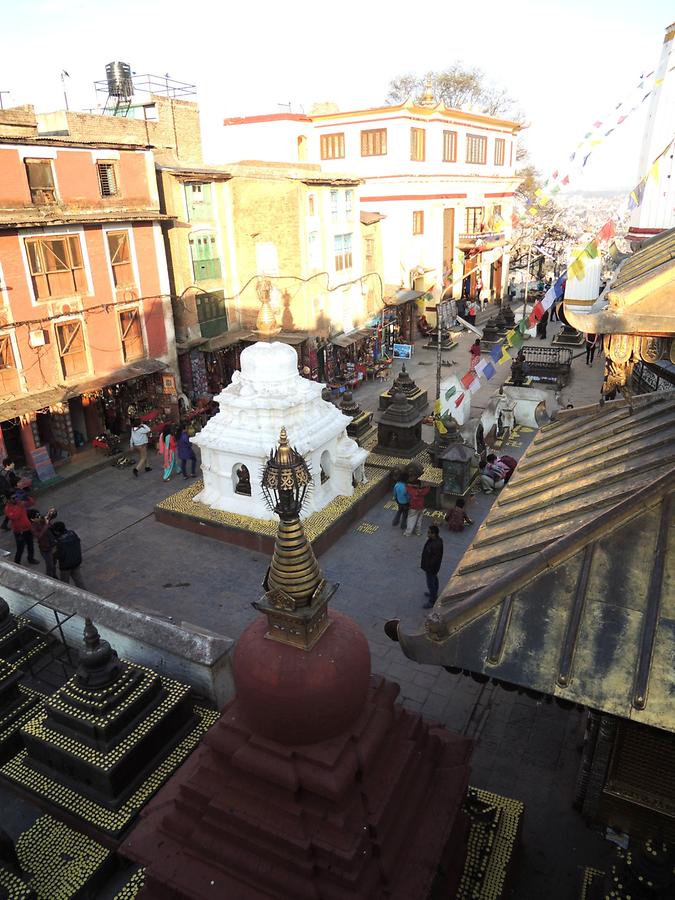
left=482, top=361, right=496, bottom=380
left=583, top=241, right=599, bottom=259
left=531, top=301, right=544, bottom=322
left=454, top=392, right=465, bottom=408
left=597, top=219, right=616, bottom=242
left=436, top=417, right=448, bottom=435
left=434, top=399, right=441, bottom=415
left=561, top=175, right=570, bottom=186
left=460, top=372, right=476, bottom=390
left=490, top=345, right=502, bottom=364
left=554, top=276, right=565, bottom=299
left=444, top=386, right=456, bottom=401
left=517, top=318, right=529, bottom=334
left=505, top=329, right=517, bottom=346
left=528, top=206, right=538, bottom=216
left=649, top=160, right=659, bottom=181
left=568, top=257, right=585, bottom=280
left=468, top=376, right=481, bottom=395
left=509, top=330, right=523, bottom=349
left=474, top=359, right=489, bottom=377
left=498, top=346, right=511, bottom=366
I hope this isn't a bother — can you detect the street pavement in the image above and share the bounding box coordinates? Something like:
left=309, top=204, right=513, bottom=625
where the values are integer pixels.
left=0, top=307, right=612, bottom=897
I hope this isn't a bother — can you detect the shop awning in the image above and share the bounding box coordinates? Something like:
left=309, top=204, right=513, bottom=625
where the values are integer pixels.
left=384, top=290, right=425, bottom=308
left=0, top=358, right=168, bottom=422
left=203, top=330, right=252, bottom=352
left=330, top=327, right=374, bottom=348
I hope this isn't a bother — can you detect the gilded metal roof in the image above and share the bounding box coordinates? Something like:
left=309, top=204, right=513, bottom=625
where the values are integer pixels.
left=565, top=225, right=675, bottom=335
left=390, top=391, right=675, bottom=732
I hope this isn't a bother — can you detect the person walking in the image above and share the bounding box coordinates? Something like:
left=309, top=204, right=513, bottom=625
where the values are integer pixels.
left=177, top=425, right=198, bottom=479
left=130, top=419, right=152, bottom=477
left=51, top=521, right=85, bottom=588
left=391, top=475, right=410, bottom=531
left=536, top=309, right=549, bottom=340
left=421, top=525, right=444, bottom=608
left=4, top=492, right=39, bottom=566
left=29, top=507, right=57, bottom=577
left=585, top=333, right=599, bottom=366
left=404, top=480, right=430, bottom=536
left=158, top=424, right=177, bottom=481
left=0, top=459, right=19, bottom=531
left=466, top=300, right=477, bottom=328
left=469, top=338, right=481, bottom=371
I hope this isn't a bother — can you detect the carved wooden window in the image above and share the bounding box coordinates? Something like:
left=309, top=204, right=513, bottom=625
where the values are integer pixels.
left=25, top=159, right=56, bottom=204
left=466, top=134, right=488, bottom=165
left=118, top=308, right=145, bottom=362
left=360, top=128, right=387, bottom=156
left=320, top=133, right=345, bottom=160
left=25, top=235, right=87, bottom=300
left=0, top=335, right=19, bottom=396
left=107, top=230, right=134, bottom=287
left=55, top=319, right=87, bottom=378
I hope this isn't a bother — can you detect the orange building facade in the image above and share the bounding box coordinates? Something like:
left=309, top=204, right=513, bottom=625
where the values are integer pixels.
left=0, top=117, right=178, bottom=471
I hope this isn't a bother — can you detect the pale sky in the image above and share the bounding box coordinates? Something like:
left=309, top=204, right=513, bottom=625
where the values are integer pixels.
left=2, top=0, right=673, bottom=191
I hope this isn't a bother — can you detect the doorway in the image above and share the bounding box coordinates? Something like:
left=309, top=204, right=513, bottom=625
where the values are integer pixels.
left=0, top=420, right=26, bottom=465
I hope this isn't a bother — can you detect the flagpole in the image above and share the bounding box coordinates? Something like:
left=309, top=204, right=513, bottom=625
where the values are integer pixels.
left=522, top=242, right=532, bottom=321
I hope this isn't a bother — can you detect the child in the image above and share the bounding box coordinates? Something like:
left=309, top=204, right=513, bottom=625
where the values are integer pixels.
left=445, top=497, right=473, bottom=532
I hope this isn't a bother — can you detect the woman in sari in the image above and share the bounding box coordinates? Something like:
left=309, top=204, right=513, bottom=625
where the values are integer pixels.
left=158, top=424, right=176, bottom=481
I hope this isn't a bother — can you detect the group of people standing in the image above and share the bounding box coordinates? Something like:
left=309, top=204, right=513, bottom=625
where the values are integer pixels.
left=129, top=421, right=198, bottom=481
left=1, top=458, right=85, bottom=586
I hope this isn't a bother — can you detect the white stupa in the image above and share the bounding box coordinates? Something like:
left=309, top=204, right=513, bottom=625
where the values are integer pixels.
left=192, top=341, right=368, bottom=520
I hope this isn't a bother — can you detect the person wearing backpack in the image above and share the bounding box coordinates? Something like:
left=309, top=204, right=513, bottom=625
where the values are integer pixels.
left=51, top=521, right=85, bottom=588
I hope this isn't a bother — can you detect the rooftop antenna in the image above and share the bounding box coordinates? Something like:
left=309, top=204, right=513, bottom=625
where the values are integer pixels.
left=61, top=70, right=70, bottom=111
left=277, top=101, right=292, bottom=113
left=0, top=91, right=9, bottom=110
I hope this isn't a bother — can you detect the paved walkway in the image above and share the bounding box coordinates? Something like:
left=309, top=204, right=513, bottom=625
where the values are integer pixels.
left=0, top=311, right=611, bottom=897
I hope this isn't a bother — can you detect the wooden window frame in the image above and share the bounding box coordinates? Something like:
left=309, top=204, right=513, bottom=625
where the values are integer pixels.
left=465, top=207, right=484, bottom=234
left=189, top=231, right=221, bottom=282
left=334, top=233, right=353, bottom=272
left=118, top=307, right=145, bottom=363
left=25, top=234, right=88, bottom=301
left=410, top=127, right=426, bottom=162
left=0, top=333, right=20, bottom=396
left=97, top=161, right=118, bottom=197
left=320, top=133, right=345, bottom=160
left=412, top=211, right=424, bottom=235
left=25, top=159, right=56, bottom=204
left=443, top=130, right=457, bottom=162
left=466, top=134, right=488, bottom=165
left=55, top=318, right=88, bottom=379
left=494, top=138, right=506, bottom=166
left=106, top=230, right=135, bottom=288
left=360, top=128, right=387, bottom=157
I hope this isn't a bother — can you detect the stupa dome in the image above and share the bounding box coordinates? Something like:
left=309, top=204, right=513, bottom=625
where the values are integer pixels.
left=233, top=610, right=371, bottom=745
left=238, top=341, right=299, bottom=389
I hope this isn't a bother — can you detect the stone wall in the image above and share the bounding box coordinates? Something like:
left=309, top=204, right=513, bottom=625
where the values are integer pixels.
left=0, top=561, right=234, bottom=707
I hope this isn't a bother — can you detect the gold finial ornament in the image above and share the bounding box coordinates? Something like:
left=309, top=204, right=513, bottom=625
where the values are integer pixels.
left=255, top=276, right=281, bottom=338
left=254, top=427, right=337, bottom=649
left=419, top=76, right=435, bottom=107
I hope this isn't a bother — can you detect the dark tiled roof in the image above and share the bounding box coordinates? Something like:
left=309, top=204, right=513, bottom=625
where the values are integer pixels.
left=391, top=391, right=675, bottom=732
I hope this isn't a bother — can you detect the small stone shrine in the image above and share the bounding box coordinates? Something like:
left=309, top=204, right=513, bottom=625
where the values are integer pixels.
left=0, top=658, right=42, bottom=765
left=501, top=302, right=516, bottom=329
left=339, top=390, right=373, bottom=442
left=122, top=430, right=474, bottom=899
left=480, top=317, right=502, bottom=351
left=378, top=363, right=428, bottom=412
left=374, top=389, right=426, bottom=458
left=493, top=308, right=508, bottom=335
left=0, top=598, right=47, bottom=670
left=2, top=619, right=205, bottom=837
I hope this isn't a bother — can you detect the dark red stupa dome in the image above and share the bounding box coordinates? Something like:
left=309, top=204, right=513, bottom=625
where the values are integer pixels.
left=233, top=610, right=371, bottom=745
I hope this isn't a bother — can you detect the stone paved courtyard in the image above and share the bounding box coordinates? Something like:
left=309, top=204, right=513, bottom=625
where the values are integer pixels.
left=0, top=314, right=614, bottom=897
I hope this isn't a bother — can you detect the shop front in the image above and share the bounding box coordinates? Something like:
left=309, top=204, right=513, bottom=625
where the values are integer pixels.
left=378, top=290, right=424, bottom=354
left=0, top=359, right=177, bottom=474
left=324, top=327, right=377, bottom=393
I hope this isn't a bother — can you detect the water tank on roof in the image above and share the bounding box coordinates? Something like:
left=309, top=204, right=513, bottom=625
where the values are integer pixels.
left=105, top=61, right=134, bottom=98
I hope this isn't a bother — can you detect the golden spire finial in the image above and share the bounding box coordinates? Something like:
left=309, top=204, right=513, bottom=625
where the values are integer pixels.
left=254, top=429, right=337, bottom=649
left=419, top=76, right=435, bottom=107
left=255, top=276, right=281, bottom=339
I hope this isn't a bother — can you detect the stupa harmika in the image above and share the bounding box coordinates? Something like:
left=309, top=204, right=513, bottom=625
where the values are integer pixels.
left=192, top=340, right=368, bottom=520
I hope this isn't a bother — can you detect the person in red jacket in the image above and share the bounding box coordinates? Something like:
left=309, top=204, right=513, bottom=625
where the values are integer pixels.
left=4, top=492, right=39, bottom=565
left=404, top=479, right=431, bottom=536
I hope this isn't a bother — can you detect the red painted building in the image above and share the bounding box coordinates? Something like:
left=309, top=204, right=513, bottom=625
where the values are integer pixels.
left=0, top=106, right=178, bottom=472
